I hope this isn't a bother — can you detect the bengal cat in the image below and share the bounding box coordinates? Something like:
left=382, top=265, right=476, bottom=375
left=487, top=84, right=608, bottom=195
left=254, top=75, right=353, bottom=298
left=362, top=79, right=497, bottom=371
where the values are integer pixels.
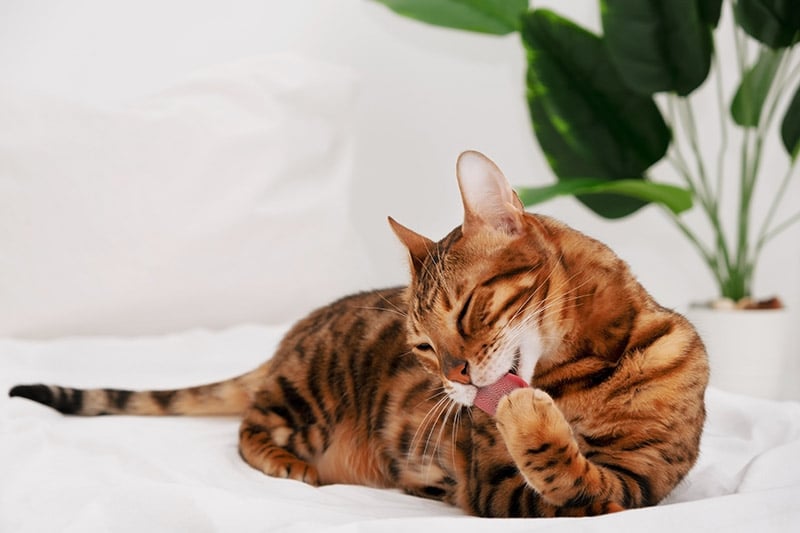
left=9, top=151, right=709, bottom=517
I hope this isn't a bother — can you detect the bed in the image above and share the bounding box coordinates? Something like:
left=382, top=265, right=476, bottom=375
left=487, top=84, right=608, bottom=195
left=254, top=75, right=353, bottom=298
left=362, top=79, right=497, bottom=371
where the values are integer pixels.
left=2, top=324, right=800, bottom=532
left=1, top=54, right=799, bottom=532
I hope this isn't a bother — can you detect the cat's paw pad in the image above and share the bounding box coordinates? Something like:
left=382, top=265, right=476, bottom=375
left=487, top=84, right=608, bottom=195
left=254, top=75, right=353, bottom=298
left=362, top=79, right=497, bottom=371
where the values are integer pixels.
left=494, top=387, right=570, bottom=448
left=495, top=387, right=555, bottom=423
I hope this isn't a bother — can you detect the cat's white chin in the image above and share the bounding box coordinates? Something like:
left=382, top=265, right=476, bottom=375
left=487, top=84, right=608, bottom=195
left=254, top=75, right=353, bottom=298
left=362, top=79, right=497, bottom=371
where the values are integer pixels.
left=445, top=322, right=544, bottom=407
left=446, top=382, right=478, bottom=406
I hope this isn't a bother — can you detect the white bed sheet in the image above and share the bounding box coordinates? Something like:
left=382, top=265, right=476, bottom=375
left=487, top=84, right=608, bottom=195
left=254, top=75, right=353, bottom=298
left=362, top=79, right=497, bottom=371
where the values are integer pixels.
left=2, top=324, right=799, bottom=532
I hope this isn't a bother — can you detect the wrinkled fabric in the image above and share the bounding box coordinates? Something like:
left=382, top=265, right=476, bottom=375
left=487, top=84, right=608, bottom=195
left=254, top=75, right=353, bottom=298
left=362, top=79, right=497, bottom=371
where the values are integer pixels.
left=2, top=324, right=799, bottom=532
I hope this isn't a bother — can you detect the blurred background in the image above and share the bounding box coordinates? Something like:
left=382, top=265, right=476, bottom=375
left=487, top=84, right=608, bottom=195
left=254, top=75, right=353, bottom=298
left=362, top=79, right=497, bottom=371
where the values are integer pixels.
left=1, top=0, right=797, bottom=389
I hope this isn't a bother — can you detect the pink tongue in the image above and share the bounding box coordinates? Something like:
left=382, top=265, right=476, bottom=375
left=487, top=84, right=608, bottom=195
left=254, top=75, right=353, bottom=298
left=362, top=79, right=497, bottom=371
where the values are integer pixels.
left=474, top=373, right=528, bottom=416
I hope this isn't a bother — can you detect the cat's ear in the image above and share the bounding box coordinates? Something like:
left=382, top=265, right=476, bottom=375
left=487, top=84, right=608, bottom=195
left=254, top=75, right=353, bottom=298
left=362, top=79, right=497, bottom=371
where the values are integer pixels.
left=388, top=216, right=435, bottom=278
left=456, top=150, right=524, bottom=236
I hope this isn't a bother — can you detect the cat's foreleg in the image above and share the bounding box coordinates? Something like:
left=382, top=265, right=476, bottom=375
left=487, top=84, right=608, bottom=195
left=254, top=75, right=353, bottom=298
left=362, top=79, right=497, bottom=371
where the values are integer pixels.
left=239, top=407, right=320, bottom=485
left=495, top=388, right=632, bottom=512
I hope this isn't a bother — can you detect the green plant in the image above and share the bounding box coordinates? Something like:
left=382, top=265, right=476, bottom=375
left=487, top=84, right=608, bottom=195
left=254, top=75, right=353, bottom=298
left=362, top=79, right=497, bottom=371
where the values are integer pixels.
left=373, top=0, right=800, bottom=302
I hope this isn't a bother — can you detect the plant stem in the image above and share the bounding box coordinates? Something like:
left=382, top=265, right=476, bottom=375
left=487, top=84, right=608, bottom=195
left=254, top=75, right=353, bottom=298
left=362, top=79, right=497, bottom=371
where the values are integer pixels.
left=732, top=25, right=752, bottom=300
left=663, top=207, right=724, bottom=288
left=680, top=99, right=714, bottom=205
left=760, top=210, right=800, bottom=244
left=746, top=47, right=794, bottom=275
left=665, top=96, right=699, bottom=189
left=666, top=92, right=735, bottom=291
left=713, top=50, right=728, bottom=204
left=756, top=162, right=800, bottom=253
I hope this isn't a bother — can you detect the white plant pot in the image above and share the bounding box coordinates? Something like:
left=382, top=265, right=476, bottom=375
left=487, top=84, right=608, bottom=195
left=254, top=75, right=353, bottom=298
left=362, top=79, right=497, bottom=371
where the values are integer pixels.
left=686, top=307, right=792, bottom=400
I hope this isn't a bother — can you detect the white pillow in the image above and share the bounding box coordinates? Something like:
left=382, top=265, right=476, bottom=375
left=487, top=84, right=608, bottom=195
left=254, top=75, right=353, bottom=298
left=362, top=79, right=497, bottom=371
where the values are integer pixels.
left=0, top=54, right=373, bottom=338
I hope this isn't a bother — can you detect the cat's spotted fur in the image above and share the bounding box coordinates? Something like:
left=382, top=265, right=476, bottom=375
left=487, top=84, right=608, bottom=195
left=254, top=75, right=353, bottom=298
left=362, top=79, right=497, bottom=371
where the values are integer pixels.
left=10, top=151, right=708, bottom=517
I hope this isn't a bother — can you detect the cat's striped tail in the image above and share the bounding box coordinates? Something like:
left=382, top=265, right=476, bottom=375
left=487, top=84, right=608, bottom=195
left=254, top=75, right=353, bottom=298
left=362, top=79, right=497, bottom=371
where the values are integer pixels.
left=8, top=365, right=268, bottom=416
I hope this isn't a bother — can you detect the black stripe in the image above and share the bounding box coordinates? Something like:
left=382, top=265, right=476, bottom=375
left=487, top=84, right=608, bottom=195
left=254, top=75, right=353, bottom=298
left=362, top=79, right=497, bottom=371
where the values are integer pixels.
left=508, top=484, right=525, bottom=517
left=326, top=350, right=351, bottom=419
left=610, top=355, right=691, bottom=399
left=401, top=379, right=434, bottom=410
left=55, top=388, right=83, bottom=414
left=468, top=478, right=482, bottom=516
left=481, top=486, right=498, bottom=517
left=261, top=404, right=296, bottom=427
left=151, top=390, right=177, bottom=410
left=239, top=422, right=270, bottom=439
left=456, top=293, right=474, bottom=337
left=563, top=491, right=594, bottom=508
left=621, top=438, right=666, bottom=452
left=480, top=265, right=539, bottom=288
left=526, top=443, right=551, bottom=455
left=596, top=462, right=652, bottom=506
left=582, top=432, right=623, bottom=448
left=472, top=423, right=497, bottom=447
left=307, top=342, right=334, bottom=436
left=371, top=391, right=392, bottom=436
left=531, top=458, right=559, bottom=472
left=523, top=488, right=542, bottom=517
left=420, top=485, right=446, bottom=499
left=387, top=457, right=401, bottom=482
left=399, top=424, right=415, bottom=455
left=105, top=389, right=133, bottom=410
left=486, top=287, right=535, bottom=328
left=277, top=376, right=317, bottom=426
left=388, top=350, right=419, bottom=376
left=347, top=341, right=364, bottom=417
left=625, top=321, right=673, bottom=354
left=543, top=362, right=618, bottom=398
left=617, top=471, right=633, bottom=507
left=488, top=464, right=518, bottom=486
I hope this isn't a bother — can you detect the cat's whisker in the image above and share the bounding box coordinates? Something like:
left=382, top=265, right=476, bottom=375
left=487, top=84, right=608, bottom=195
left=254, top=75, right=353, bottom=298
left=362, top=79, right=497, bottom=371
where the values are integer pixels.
left=450, top=406, right=464, bottom=473
left=423, top=396, right=450, bottom=450
left=510, top=272, right=593, bottom=331
left=418, top=245, right=441, bottom=282
left=531, top=290, right=592, bottom=325
left=418, top=397, right=451, bottom=471
left=497, top=263, right=581, bottom=339
left=501, top=253, right=567, bottom=326
left=409, top=393, right=449, bottom=463
left=426, top=399, right=456, bottom=479
left=413, top=386, right=447, bottom=407
left=376, top=292, right=411, bottom=318
left=355, top=306, right=408, bottom=319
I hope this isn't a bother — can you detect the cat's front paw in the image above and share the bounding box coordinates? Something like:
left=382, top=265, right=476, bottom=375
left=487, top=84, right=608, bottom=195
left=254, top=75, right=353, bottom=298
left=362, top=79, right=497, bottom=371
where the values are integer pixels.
left=494, top=388, right=572, bottom=456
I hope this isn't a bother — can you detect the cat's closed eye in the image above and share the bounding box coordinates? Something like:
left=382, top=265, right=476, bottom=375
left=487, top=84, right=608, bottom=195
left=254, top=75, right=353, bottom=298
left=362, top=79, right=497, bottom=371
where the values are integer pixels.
left=415, top=343, right=434, bottom=353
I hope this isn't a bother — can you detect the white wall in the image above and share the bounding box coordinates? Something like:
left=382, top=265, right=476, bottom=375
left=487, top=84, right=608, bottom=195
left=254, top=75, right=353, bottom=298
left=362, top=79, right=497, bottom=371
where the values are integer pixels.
left=1, top=1, right=797, bottom=334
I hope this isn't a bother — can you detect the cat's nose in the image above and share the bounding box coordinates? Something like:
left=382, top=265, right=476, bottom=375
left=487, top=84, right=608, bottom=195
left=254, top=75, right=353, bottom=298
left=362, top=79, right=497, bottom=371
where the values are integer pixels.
left=443, top=357, right=471, bottom=385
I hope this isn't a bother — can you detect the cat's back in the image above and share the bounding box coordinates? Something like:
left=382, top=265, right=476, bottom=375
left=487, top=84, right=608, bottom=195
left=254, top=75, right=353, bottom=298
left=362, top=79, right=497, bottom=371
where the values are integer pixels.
left=266, top=287, right=413, bottom=377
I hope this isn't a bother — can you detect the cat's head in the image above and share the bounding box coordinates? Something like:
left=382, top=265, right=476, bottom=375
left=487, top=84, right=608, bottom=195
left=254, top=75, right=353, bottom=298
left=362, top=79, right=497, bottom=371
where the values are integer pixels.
left=390, top=151, right=563, bottom=407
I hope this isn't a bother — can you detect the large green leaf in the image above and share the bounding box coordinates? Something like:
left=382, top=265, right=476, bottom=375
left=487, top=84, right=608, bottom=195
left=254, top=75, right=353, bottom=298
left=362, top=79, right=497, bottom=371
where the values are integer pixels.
left=600, top=0, right=713, bottom=96
left=734, top=0, right=800, bottom=49
left=698, top=0, right=724, bottom=27
left=781, top=82, right=800, bottom=159
left=522, top=9, right=671, bottom=219
left=371, top=0, right=528, bottom=35
left=731, top=47, right=782, bottom=126
left=517, top=179, right=694, bottom=215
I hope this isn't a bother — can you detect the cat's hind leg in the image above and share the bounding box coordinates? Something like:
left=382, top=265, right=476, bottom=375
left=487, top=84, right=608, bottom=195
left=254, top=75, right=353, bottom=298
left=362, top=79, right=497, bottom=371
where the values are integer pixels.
left=239, top=406, right=320, bottom=485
